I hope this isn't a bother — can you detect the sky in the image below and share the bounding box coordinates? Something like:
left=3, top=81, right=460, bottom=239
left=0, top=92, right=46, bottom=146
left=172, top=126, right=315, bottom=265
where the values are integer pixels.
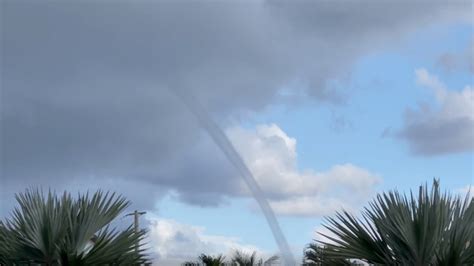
left=1, top=0, right=473, bottom=265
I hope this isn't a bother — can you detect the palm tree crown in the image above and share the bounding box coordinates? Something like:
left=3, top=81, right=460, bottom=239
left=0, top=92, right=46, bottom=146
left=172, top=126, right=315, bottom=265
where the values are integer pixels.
left=0, top=189, right=149, bottom=265
left=318, top=180, right=473, bottom=265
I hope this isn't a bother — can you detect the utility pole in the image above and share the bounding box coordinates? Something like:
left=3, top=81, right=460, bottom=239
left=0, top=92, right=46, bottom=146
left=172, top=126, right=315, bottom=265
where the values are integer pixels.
left=125, top=210, right=146, bottom=253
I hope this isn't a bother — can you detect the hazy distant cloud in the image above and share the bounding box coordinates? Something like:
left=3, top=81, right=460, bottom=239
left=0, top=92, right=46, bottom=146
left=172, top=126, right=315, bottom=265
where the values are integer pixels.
left=328, top=111, right=354, bottom=133
left=146, top=215, right=262, bottom=265
left=380, top=127, right=393, bottom=138
left=436, top=42, right=474, bottom=73
left=397, top=69, right=474, bottom=156
left=1, top=1, right=469, bottom=212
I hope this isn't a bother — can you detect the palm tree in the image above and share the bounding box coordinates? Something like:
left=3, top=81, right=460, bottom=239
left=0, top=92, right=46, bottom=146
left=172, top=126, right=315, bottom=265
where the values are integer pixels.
left=231, top=250, right=279, bottom=266
left=262, top=255, right=279, bottom=266
left=303, top=243, right=354, bottom=265
left=182, top=253, right=226, bottom=266
left=318, top=179, right=473, bottom=265
left=199, top=253, right=226, bottom=266
left=231, top=250, right=260, bottom=266
left=183, top=251, right=278, bottom=266
left=181, top=253, right=227, bottom=266
left=0, top=189, right=149, bottom=265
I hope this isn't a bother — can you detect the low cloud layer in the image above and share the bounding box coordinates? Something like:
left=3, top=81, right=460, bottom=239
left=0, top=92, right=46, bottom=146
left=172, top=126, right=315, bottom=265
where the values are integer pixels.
left=146, top=215, right=262, bottom=265
left=1, top=1, right=470, bottom=213
left=397, top=69, right=474, bottom=155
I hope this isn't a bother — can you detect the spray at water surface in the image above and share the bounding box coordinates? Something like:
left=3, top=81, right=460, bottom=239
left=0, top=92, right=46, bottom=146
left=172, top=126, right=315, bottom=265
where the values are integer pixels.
left=173, top=89, right=296, bottom=265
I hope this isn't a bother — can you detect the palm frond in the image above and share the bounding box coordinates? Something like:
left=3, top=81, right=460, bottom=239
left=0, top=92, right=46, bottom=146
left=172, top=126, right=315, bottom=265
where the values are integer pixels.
left=303, top=243, right=353, bottom=265
left=199, top=253, right=226, bottom=266
left=263, top=254, right=279, bottom=265
left=318, top=179, right=474, bottom=265
left=0, top=188, right=149, bottom=264
left=231, top=250, right=258, bottom=266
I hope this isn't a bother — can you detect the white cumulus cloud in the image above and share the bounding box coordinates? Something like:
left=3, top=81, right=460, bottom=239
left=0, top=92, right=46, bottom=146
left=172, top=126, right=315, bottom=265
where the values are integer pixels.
left=227, top=124, right=380, bottom=216
left=146, top=215, right=262, bottom=265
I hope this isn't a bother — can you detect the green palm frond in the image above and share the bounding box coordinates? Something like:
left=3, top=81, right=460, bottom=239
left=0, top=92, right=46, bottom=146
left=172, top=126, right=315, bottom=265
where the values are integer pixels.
left=263, top=254, right=279, bottom=265
left=2, top=189, right=67, bottom=263
left=303, top=243, right=353, bottom=265
left=80, top=225, right=148, bottom=264
left=318, top=179, right=474, bottom=265
left=199, top=253, right=226, bottom=266
left=231, top=250, right=259, bottom=266
left=182, top=262, right=200, bottom=266
left=0, top=188, right=149, bottom=264
left=435, top=192, right=474, bottom=265
left=59, top=191, right=130, bottom=260
left=185, top=251, right=277, bottom=266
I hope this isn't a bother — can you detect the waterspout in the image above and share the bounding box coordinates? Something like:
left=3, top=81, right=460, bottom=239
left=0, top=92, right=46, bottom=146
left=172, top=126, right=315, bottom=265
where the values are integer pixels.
left=173, top=89, right=296, bottom=265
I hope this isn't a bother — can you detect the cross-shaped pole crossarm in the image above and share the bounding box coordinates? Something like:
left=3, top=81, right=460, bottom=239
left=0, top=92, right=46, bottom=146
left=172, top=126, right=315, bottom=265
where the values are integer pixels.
left=125, top=210, right=147, bottom=253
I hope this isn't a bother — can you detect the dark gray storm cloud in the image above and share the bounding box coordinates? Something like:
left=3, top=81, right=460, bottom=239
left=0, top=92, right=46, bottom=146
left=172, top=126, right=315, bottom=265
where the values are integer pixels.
left=396, top=67, right=473, bottom=156
left=1, top=0, right=470, bottom=211
left=398, top=117, right=474, bottom=155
